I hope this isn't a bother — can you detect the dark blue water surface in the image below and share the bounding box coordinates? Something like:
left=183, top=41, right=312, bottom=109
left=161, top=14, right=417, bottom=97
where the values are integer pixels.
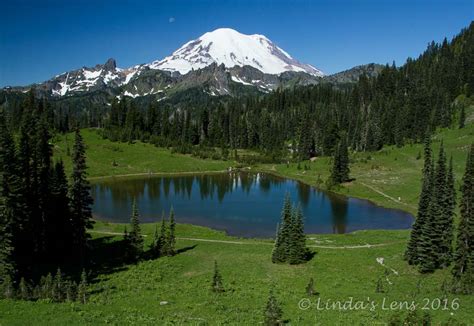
left=91, top=172, right=413, bottom=238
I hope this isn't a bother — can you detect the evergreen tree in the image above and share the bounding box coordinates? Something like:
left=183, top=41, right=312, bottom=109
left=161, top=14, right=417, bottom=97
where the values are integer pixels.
left=18, top=277, right=30, bottom=300
left=150, top=223, right=160, bottom=257
left=52, top=268, right=63, bottom=302
left=428, top=142, right=449, bottom=268
left=77, top=270, right=88, bottom=304
left=418, top=159, right=438, bottom=273
left=157, top=212, right=168, bottom=257
left=440, top=156, right=456, bottom=266
left=305, top=277, right=316, bottom=296
left=64, top=280, right=77, bottom=302
left=211, top=260, right=224, bottom=293
left=69, top=129, right=94, bottom=264
left=451, top=144, right=474, bottom=294
left=166, top=207, right=176, bottom=256
left=272, top=195, right=309, bottom=264
left=40, top=273, right=53, bottom=299
left=16, top=103, right=39, bottom=262
left=263, top=288, right=283, bottom=326
left=405, top=136, right=433, bottom=265
left=288, top=205, right=307, bottom=264
left=1, top=274, right=15, bottom=299
left=127, top=198, right=143, bottom=260
left=271, top=223, right=282, bottom=263
left=34, top=113, right=52, bottom=258
left=330, top=135, right=350, bottom=184
left=297, top=113, right=313, bottom=160
left=48, top=160, right=72, bottom=262
left=0, top=188, right=15, bottom=290
left=272, top=195, right=292, bottom=263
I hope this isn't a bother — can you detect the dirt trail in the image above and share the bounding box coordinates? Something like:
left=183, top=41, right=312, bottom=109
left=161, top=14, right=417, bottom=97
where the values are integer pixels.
left=89, top=230, right=403, bottom=250
left=88, top=170, right=229, bottom=180
left=359, top=182, right=416, bottom=209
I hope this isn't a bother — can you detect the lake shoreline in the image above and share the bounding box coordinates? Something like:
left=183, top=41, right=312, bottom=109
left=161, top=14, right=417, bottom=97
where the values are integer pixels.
left=90, top=170, right=414, bottom=238
left=89, top=167, right=416, bottom=222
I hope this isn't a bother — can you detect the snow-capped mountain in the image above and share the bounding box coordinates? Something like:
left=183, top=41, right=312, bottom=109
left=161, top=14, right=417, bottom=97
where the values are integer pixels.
left=147, top=28, right=323, bottom=76
left=4, top=28, right=332, bottom=100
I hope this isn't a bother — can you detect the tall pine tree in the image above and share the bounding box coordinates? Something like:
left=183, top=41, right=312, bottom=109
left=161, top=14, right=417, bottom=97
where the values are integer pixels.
left=272, top=195, right=292, bottom=263
left=47, top=160, right=72, bottom=262
left=69, top=129, right=94, bottom=264
left=430, top=142, right=449, bottom=268
left=288, top=205, right=307, bottom=264
left=330, top=135, right=350, bottom=184
left=34, top=113, right=52, bottom=258
left=451, top=144, right=473, bottom=294
left=166, top=207, right=176, bottom=256
left=440, top=156, right=456, bottom=266
left=263, top=288, right=283, bottom=326
left=405, top=136, right=433, bottom=265
left=418, top=159, right=438, bottom=273
left=127, top=198, right=143, bottom=260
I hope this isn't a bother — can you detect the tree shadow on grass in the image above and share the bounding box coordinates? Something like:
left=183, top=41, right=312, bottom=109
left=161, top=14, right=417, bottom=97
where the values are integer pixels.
left=141, top=244, right=199, bottom=260
left=80, top=239, right=199, bottom=290
left=305, top=250, right=317, bottom=262
left=176, top=244, right=198, bottom=254
left=86, top=236, right=130, bottom=282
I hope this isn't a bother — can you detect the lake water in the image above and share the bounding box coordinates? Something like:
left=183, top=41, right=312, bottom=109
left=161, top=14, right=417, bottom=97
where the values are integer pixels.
left=91, top=172, right=413, bottom=238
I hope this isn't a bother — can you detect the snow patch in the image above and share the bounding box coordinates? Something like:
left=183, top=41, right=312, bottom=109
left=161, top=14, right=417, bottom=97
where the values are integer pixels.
left=54, top=73, right=71, bottom=96
left=123, top=91, right=140, bottom=98
left=122, top=69, right=139, bottom=85
left=231, top=75, right=252, bottom=86
left=83, top=69, right=102, bottom=80
left=103, top=71, right=119, bottom=84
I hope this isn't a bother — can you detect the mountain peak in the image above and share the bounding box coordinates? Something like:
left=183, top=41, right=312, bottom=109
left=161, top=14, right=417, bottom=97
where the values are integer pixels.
left=148, top=28, right=323, bottom=76
left=104, top=58, right=117, bottom=71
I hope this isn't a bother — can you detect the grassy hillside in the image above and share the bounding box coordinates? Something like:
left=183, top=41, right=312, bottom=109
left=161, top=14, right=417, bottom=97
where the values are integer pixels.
left=259, top=122, right=474, bottom=215
left=52, top=129, right=234, bottom=178
left=0, top=223, right=472, bottom=325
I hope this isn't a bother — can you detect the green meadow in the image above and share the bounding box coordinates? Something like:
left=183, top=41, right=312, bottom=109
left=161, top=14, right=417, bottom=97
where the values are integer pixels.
left=1, top=222, right=473, bottom=325
left=1, top=110, right=472, bottom=325
left=52, top=129, right=233, bottom=178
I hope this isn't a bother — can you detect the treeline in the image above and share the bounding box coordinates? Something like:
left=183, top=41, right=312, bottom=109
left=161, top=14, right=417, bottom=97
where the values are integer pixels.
left=2, top=269, right=89, bottom=304
left=0, top=93, right=94, bottom=296
left=405, top=141, right=473, bottom=294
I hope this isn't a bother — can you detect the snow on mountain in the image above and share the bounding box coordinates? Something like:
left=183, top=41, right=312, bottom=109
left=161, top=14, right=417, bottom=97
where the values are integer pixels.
left=9, top=28, right=324, bottom=98
left=147, top=28, right=323, bottom=76
left=50, top=58, right=125, bottom=96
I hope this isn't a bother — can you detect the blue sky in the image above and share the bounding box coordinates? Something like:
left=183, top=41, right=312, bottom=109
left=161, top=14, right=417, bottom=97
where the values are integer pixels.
left=0, top=0, right=472, bottom=86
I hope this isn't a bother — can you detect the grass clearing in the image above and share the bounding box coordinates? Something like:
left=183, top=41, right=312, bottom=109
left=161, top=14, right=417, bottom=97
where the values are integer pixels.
left=52, top=129, right=234, bottom=178
left=1, top=222, right=472, bottom=325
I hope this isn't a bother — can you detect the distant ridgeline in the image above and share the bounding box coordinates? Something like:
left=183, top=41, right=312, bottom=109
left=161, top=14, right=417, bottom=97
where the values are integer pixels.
left=1, top=22, right=473, bottom=159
